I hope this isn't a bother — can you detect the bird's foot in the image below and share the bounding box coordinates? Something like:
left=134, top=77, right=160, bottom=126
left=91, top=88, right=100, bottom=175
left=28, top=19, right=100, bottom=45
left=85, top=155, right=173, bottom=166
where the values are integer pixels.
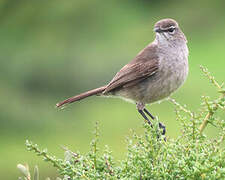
left=159, top=122, right=166, bottom=135
left=137, top=103, right=166, bottom=140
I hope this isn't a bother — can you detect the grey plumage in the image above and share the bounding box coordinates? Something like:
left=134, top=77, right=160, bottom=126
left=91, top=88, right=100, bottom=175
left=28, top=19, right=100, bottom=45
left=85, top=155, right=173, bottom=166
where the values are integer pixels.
left=56, top=18, right=189, bottom=117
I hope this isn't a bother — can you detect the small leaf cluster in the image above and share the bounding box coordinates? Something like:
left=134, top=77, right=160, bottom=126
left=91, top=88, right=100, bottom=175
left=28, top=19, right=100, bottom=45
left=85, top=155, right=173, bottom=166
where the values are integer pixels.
left=19, top=66, right=225, bottom=179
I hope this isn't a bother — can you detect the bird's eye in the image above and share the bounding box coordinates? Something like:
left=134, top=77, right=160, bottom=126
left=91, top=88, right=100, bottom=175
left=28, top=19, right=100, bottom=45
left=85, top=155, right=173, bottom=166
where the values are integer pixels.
left=168, top=27, right=175, bottom=33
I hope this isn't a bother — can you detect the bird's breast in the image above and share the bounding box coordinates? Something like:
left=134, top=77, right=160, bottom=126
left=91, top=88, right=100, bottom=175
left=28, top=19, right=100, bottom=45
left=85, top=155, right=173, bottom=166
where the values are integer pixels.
left=143, top=45, right=189, bottom=103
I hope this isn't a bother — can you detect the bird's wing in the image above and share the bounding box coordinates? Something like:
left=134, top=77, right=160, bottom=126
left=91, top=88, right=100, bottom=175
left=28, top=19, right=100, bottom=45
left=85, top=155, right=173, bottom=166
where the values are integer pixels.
left=103, top=44, right=159, bottom=93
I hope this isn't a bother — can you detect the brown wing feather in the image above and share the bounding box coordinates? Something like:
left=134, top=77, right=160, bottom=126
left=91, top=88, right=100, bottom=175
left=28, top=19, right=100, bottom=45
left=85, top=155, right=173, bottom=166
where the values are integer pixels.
left=103, top=43, right=159, bottom=93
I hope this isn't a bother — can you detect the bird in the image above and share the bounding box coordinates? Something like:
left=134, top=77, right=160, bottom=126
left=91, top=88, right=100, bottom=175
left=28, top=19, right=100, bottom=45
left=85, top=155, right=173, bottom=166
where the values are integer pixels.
left=56, top=18, right=189, bottom=135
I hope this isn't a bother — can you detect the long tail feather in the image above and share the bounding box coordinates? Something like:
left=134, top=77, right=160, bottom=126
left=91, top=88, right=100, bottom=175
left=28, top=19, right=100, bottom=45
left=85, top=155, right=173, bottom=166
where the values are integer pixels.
left=56, top=86, right=106, bottom=108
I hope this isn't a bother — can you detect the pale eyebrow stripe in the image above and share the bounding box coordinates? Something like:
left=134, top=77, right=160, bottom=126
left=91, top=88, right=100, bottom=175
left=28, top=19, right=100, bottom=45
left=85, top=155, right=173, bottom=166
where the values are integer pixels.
left=161, top=26, right=176, bottom=32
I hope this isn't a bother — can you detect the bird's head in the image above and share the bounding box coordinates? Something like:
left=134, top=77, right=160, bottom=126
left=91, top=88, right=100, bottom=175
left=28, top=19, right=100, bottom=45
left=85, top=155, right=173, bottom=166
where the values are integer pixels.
left=154, top=18, right=187, bottom=44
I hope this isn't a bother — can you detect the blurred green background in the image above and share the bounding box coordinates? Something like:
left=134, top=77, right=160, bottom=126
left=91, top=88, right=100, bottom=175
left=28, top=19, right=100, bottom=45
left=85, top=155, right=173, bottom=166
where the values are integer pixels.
left=0, top=0, right=224, bottom=179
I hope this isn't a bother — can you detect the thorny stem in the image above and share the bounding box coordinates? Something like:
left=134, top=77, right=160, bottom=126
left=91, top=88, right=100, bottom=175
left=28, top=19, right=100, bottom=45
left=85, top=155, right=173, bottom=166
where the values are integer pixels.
left=199, top=112, right=212, bottom=134
left=200, top=65, right=222, bottom=89
left=198, top=66, right=224, bottom=133
left=168, top=98, right=194, bottom=118
left=169, top=66, right=224, bottom=134
left=61, top=145, right=79, bottom=157
left=26, top=141, right=64, bottom=171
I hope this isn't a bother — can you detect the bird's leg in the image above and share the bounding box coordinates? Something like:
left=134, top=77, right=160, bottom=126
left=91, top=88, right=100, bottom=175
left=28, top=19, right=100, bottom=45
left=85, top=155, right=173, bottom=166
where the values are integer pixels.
left=138, top=109, right=152, bottom=126
left=143, top=108, right=155, bottom=120
left=143, top=107, right=166, bottom=136
left=136, top=102, right=152, bottom=126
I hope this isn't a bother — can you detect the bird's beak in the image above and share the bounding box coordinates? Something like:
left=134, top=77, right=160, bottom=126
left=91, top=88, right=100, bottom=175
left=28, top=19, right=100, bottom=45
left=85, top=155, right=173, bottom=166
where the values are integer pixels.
left=154, top=27, right=162, bottom=33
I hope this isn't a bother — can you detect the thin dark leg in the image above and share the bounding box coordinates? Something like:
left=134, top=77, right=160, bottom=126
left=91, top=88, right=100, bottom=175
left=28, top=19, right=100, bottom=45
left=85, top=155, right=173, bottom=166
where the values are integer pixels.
left=144, top=108, right=155, bottom=120
left=143, top=108, right=166, bottom=136
left=138, top=110, right=152, bottom=127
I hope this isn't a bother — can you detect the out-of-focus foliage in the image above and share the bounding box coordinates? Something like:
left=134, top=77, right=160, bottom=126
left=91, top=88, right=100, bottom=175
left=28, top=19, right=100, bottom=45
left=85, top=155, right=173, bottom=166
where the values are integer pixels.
left=0, top=0, right=225, bottom=179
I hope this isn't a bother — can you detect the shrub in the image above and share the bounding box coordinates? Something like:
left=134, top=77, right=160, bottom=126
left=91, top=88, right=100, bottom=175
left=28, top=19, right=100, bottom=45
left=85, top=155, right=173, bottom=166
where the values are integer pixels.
left=18, top=66, right=225, bottom=179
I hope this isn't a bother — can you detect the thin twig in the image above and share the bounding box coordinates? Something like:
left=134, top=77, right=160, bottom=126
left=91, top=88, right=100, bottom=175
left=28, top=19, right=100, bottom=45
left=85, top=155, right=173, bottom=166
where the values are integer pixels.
left=61, top=145, right=79, bottom=157
left=168, top=98, right=194, bottom=118
left=199, top=112, right=212, bottom=134
left=198, top=66, right=224, bottom=133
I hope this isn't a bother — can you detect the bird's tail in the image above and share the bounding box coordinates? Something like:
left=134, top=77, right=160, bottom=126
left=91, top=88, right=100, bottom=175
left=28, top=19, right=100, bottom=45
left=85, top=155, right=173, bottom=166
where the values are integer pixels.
left=56, top=86, right=107, bottom=108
